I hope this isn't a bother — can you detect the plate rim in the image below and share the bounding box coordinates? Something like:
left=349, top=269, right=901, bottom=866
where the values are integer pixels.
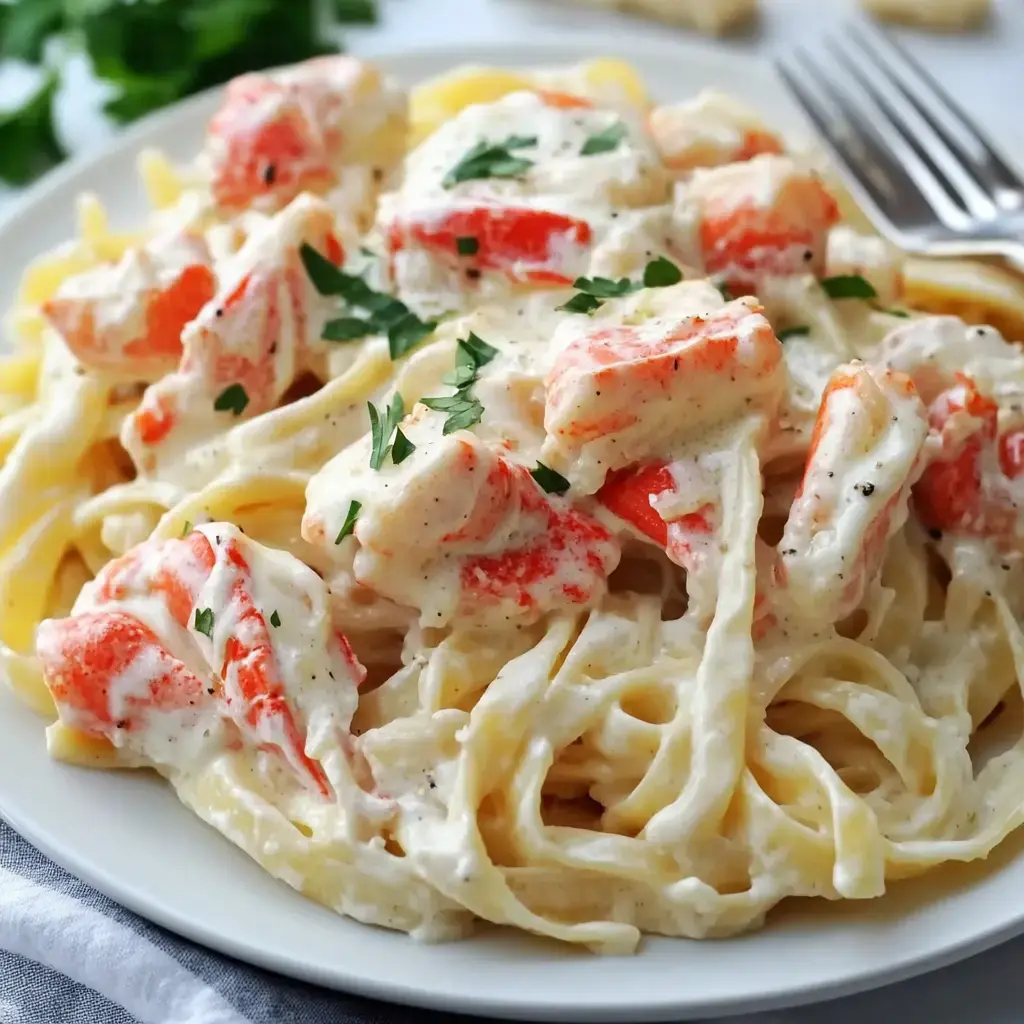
left=2, top=35, right=1024, bottom=1023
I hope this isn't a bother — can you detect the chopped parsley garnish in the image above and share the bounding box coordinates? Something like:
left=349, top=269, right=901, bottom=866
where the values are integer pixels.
left=455, top=236, right=479, bottom=256
left=335, top=500, right=361, bottom=544
left=213, top=383, right=248, bottom=416
left=300, top=243, right=437, bottom=361
left=557, top=275, right=636, bottom=314
left=392, top=427, right=416, bottom=464
left=456, top=332, right=499, bottom=369
left=580, top=120, right=627, bottom=156
left=194, top=607, right=214, bottom=638
left=368, top=393, right=405, bottom=470
left=883, top=307, right=911, bottom=318
left=556, top=291, right=604, bottom=315
left=269, top=610, right=282, bottom=628
left=0, top=70, right=64, bottom=185
left=642, top=256, right=683, bottom=288
left=333, top=0, right=378, bottom=22
left=530, top=462, right=570, bottom=496
left=442, top=135, right=537, bottom=188
left=777, top=325, right=810, bottom=342
left=421, top=332, right=498, bottom=436
left=820, top=274, right=878, bottom=300
left=387, top=313, right=436, bottom=360
left=322, top=316, right=376, bottom=342
left=181, top=520, right=193, bottom=537
left=557, top=258, right=684, bottom=315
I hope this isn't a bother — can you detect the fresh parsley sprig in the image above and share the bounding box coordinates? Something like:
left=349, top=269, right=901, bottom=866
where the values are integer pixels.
left=194, top=607, right=214, bottom=638
left=300, top=243, right=437, bottom=361
left=335, top=499, right=361, bottom=544
left=531, top=462, right=570, bottom=496
left=421, top=332, right=498, bottom=436
left=580, top=121, right=627, bottom=156
left=442, top=135, right=537, bottom=189
left=820, top=274, right=878, bottom=300
left=214, top=383, right=249, bottom=416
left=777, top=325, right=810, bottom=342
left=368, top=393, right=406, bottom=470
left=557, top=257, right=683, bottom=315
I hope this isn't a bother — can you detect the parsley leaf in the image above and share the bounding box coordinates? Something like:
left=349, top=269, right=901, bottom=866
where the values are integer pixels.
left=421, top=332, right=498, bottom=435
left=777, top=325, right=810, bottom=342
left=443, top=135, right=537, bottom=188
left=1, top=0, right=65, bottom=63
left=556, top=292, right=604, bottom=315
left=456, top=236, right=479, bottom=256
left=557, top=275, right=637, bottom=314
left=300, top=243, right=436, bottom=361
left=392, top=427, right=415, bottom=464
left=388, top=313, right=436, bottom=360
left=581, top=121, right=627, bottom=156
left=334, top=0, right=378, bottom=23
left=368, top=394, right=405, bottom=470
left=443, top=364, right=479, bottom=388
left=643, top=257, right=683, bottom=288
left=557, top=260, right=680, bottom=315
left=194, top=607, right=214, bottom=638
left=181, top=520, right=193, bottom=537
left=323, top=316, right=375, bottom=342
left=335, top=500, right=361, bottom=544
left=883, top=307, right=911, bottom=318
left=441, top=401, right=484, bottom=435
left=270, top=609, right=282, bottom=628
left=821, top=274, right=878, bottom=300
left=531, top=463, right=571, bottom=496
left=457, top=332, right=499, bottom=369
left=300, top=243, right=349, bottom=296
left=214, top=383, right=249, bottom=416
left=0, top=71, right=64, bottom=185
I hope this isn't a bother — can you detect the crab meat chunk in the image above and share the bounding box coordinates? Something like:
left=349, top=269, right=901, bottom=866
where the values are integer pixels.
left=647, top=90, right=783, bottom=172
left=913, top=374, right=1024, bottom=539
left=42, top=231, right=215, bottom=380
left=543, top=281, right=784, bottom=492
left=778, top=362, right=927, bottom=626
left=122, top=194, right=344, bottom=477
left=674, top=154, right=840, bottom=293
left=36, top=524, right=365, bottom=794
left=377, top=90, right=667, bottom=312
left=203, top=55, right=407, bottom=215
left=303, top=407, right=620, bottom=629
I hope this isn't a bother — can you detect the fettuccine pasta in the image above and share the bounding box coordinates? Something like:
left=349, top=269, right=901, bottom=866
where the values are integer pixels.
left=5, top=54, right=1024, bottom=955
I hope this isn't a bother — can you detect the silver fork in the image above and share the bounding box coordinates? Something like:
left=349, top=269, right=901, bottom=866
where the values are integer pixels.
left=775, top=23, right=1024, bottom=275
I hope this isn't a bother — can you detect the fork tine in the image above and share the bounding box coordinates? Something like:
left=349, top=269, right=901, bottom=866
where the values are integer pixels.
left=852, top=23, right=1024, bottom=199
left=843, top=25, right=1002, bottom=215
left=775, top=52, right=935, bottom=239
left=823, top=34, right=996, bottom=224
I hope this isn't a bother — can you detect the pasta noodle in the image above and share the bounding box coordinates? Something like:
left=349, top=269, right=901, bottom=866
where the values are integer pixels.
left=5, top=53, right=1024, bottom=956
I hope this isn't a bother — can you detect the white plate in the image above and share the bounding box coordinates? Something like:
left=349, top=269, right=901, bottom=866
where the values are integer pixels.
left=3, top=37, right=1024, bottom=1024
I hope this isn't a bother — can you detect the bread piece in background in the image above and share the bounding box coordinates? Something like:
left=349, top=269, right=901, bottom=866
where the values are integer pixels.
left=568, top=0, right=757, bottom=34
left=566, top=0, right=989, bottom=33
left=860, top=0, right=990, bottom=30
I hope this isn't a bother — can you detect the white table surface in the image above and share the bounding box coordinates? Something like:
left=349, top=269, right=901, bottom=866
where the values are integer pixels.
left=3, top=1, right=1024, bottom=1021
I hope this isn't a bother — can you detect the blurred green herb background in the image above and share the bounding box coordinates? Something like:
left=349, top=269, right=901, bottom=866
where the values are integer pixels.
left=0, top=0, right=378, bottom=185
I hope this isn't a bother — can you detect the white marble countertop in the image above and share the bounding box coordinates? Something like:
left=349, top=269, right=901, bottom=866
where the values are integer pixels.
left=2, top=1, right=1024, bottom=1020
